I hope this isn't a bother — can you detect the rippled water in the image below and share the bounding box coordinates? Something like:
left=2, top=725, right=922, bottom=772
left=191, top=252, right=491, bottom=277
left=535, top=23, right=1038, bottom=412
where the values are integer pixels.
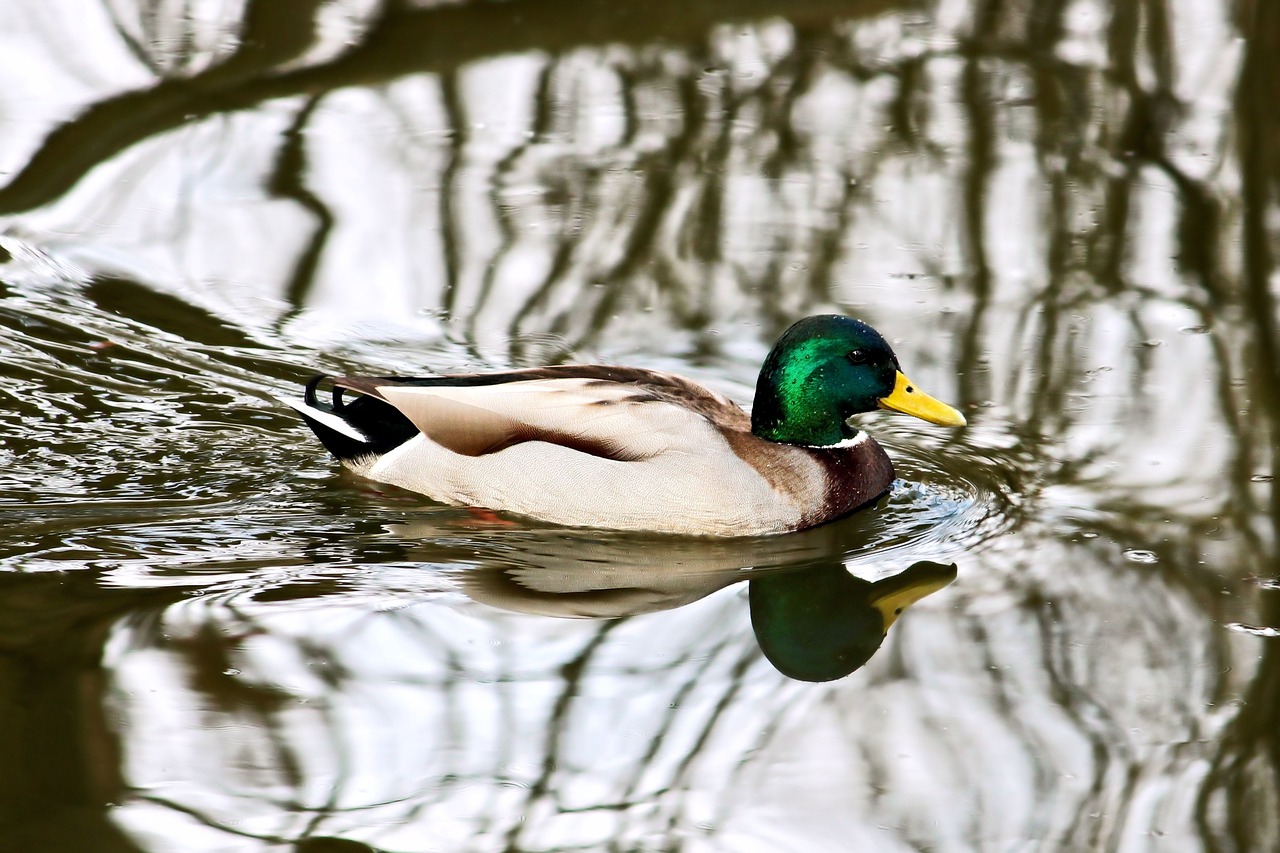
left=2, top=1, right=1279, bottom=851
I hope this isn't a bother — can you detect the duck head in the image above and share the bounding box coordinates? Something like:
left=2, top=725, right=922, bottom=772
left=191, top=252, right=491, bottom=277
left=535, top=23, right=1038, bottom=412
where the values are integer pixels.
left=751, top=315, right=966, bottom=446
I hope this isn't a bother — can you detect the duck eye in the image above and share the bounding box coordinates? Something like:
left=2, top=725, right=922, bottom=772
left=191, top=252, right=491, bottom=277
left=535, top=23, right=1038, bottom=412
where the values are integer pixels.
left=847, top=349, right=868, bottom=366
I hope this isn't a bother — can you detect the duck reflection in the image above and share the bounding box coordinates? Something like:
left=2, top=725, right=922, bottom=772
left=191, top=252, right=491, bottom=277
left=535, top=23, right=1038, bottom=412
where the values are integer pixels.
left=389, top=517, right=957, bottom=682
left=749, top=560, right=956, bottom=682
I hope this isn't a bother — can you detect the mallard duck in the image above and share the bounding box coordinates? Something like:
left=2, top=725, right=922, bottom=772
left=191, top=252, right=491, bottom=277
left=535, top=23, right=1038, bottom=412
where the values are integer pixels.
left=292, top=315, right=966, bottom=536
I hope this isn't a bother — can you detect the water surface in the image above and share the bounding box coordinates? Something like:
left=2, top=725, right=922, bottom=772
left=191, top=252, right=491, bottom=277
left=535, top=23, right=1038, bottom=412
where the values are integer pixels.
left=1, top=0, right=1278, bottom=850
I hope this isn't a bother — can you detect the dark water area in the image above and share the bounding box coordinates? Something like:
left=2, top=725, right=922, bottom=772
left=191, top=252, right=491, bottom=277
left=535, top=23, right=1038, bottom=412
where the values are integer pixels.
left=1, top=1, right=1278, bottom=850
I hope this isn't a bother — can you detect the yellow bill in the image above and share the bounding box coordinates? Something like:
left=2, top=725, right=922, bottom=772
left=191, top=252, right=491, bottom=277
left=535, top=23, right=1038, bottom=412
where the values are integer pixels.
left=877, top=371, right=967, bottom=426
left=869, top=561, right=958, bottom=629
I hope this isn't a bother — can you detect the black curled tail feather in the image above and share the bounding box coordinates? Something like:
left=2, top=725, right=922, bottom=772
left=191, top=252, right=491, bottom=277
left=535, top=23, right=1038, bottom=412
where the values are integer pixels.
left=296, top=375, right=420, bottom=462
left=304, top=374, right=328, bottom=409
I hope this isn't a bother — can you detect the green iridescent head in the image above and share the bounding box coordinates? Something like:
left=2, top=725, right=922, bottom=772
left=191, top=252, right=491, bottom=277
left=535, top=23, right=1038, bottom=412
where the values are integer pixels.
left=750, top=315, right=966, bottom=446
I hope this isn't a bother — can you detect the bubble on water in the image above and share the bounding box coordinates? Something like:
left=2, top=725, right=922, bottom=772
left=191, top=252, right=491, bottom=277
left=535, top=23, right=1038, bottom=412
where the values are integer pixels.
left=1124, top=549, right=1158, bottom=564
left=1180, top=325, right=1210, bottom=335
left=1226, top=623, right=1280, bottom=638
left=1250, top=474, right=1273, bottom=483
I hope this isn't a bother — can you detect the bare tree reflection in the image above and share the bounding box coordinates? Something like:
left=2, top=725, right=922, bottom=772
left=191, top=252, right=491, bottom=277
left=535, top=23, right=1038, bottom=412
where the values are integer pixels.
left=1193, top=1, right=1280, bottom=849
left=0, top=0, right=1277, bottom=849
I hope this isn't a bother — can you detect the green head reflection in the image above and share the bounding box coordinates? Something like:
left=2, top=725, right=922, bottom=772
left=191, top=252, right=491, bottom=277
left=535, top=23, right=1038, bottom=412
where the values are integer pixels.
left=749, top=560, right=957, bottom=683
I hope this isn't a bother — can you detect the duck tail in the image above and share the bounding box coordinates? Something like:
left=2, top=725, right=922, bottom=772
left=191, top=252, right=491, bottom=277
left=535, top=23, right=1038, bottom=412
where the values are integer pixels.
left=288, top=375, right=418, bottom=464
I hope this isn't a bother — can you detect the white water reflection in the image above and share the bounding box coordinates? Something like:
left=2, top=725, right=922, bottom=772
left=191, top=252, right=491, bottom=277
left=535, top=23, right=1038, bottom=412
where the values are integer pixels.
left=98, top=528, right=1222, bottom=851
left=1, top=0, right=1277, bottom=850
left=0, top=2, right=1234, bottom=359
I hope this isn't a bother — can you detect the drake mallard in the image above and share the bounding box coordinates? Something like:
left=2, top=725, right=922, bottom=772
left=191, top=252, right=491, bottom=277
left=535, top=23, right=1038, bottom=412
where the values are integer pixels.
left=292, top=315, right=966, bottom=536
